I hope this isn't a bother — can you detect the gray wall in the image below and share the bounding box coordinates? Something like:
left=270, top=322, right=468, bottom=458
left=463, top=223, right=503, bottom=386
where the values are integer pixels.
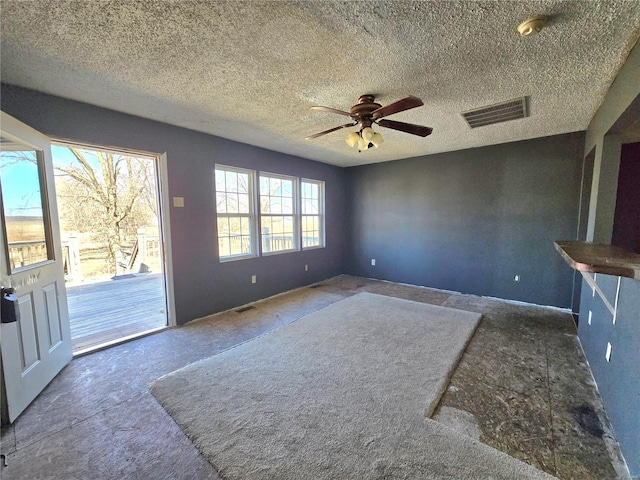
left=345, top=133, right=585, bottom=308
left=578, top=275, right=640, bottom=475
left=577, top=38, right=640, bottom=476
left=1, top=84, right=347, bottom=325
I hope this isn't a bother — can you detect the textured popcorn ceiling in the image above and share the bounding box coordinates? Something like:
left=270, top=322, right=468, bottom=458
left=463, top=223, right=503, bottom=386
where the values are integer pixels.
left=1, top=1, right=639, bottom=167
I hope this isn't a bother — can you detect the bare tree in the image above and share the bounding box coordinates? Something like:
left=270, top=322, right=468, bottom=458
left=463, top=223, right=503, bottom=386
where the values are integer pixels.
left=55, top=148, right=156, bottom=274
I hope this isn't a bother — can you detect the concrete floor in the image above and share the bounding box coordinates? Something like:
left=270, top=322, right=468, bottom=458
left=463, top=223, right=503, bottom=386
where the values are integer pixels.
left=0, top=275, right=627, bottom=479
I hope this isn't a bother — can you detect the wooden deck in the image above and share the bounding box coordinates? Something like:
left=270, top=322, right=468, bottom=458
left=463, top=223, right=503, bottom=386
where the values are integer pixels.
left=67, top=273, right=167, bottom=353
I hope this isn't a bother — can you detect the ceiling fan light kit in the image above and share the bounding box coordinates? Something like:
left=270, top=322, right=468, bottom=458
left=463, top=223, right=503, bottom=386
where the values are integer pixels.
left=347, top=126, right=384, bottom=152
left=307, top=94, right=432, bottom=151
left=346, top=131, right=360, bottom=148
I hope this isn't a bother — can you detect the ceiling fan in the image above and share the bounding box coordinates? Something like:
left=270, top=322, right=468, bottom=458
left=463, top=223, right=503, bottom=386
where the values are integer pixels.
left=305, top=94, right=433, bottom=151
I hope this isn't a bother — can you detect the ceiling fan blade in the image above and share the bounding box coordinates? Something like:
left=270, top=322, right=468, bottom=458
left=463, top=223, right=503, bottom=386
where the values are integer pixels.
left=377, top=119, right=433, bottom=137
left=305, top=123, right=355, bottom=140
left=371, top=96, right=424, bottom=119
left=311, top=106, right=353, bottom=117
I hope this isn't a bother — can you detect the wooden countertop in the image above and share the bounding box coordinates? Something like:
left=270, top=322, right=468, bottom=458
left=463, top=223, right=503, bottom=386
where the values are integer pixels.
left=554, top=241, right=640, bottom=279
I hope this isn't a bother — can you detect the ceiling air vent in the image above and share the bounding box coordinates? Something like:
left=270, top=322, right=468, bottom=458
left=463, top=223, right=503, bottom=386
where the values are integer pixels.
left=461, top=97, right=528, bottom=128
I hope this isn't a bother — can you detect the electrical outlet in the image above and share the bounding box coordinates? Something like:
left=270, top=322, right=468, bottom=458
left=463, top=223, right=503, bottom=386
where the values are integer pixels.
left=251, top=275, right=257, bottom=284
left=371, top=259, right=376, bottom=266
left=305, top=264, right=308, bottom=271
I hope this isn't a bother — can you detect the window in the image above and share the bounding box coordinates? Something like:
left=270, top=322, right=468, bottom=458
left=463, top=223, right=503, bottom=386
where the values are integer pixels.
left=301, top=179, right=324, bottom=248
left=259, top=173, right=297, bottom=254
left=0, top=143, right=53, bottom=272
left=214, top=168, right=325, bottom=261
left=215, top=165, right=255, bottom=260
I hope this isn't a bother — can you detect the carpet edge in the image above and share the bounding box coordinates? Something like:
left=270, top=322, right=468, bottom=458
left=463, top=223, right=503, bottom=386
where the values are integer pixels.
left=425, top=312, right=484, bottom=419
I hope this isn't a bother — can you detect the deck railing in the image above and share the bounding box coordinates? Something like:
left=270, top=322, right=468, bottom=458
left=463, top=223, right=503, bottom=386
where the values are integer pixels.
left=262, top=235, right=294, bottom=252
left=225, top=235, right=252, bottom=255
left=8, top=241, right=48, bottom=270
left=223, top=234, right=321, bottom=255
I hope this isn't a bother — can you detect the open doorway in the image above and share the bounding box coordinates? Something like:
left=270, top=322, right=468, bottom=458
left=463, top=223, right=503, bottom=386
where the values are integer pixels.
left=51, top=142, right=169, bottom=354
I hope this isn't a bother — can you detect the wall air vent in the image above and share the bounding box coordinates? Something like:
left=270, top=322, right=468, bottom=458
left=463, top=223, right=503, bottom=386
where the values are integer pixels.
left=461, top=97, right=528, bottom=128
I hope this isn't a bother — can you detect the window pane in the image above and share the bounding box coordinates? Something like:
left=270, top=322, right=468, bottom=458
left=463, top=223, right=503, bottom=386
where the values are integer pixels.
left=225, top=171, right=237, bottom=192
left=0, top=145, right=51, bottom=271
left=238, top=193, right=249, bottom=214
left=225, top=216, right=247, bottom=256
left=216, top=192, right=227, bottom=213
left=219, top=237, right=230, bottom=257
left=270, top=177, right=281, bottom=194
left=241, top=236, right=251, bottom=254
left=260, top=195, right=269, bottom=214
left=237, top=173, right=249, bottom=194
left=228, top=216, right=241, bottom=234
left=282, top=197, right=293, bottom=214
left=302, top=214, right=320, bottom=248
left=258, top=174, right=299, bottom=253
left=226, top=193, right=239, bottom=213
left=215, top=170, right=226, bottom=192
left=261, top=216, right=272, bottom=234
left=270, top=216, right=282, bottom=235
left=260, top=176, right=269, bottom=193
left=241, top=217, right=250, bottom=236
left=216, top=166, right=255, bottom=259
left=218, top=216, right=229, bottom=232
left=304, top=199, right=318, bottom=215
left=261, top=215, right=295, bottom=252
left=273, top=198, right=280, bottom=215
left=301, top=180, right=323, bottom=249
left=282, top=180, right=292, bottom=196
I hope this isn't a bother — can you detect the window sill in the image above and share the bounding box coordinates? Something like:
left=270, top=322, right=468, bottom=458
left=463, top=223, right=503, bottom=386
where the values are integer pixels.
left=302, top=245, right=325, bottom=251
left=219, top=253, right=256, bottom=263
left=261, top=249, right=299, bottom=257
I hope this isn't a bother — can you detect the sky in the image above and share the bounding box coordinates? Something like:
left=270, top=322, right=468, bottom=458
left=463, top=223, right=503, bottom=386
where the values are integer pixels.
left=0, top=144, right=151, bottom=218
left=0, top=149, right=43, bottom=218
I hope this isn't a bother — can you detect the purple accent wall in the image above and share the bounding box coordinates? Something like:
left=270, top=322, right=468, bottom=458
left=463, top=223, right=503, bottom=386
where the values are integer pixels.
left=612, top=142, right=640, bottom=253
left=344, top=133, right=585, bottom=309
left=1, top=83, right=588, bottom=318
left=1, top=84, right=347, bottom=325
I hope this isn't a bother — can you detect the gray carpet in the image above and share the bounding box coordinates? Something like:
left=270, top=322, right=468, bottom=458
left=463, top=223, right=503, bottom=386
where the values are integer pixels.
left=152, top=292, right=554, bottom=479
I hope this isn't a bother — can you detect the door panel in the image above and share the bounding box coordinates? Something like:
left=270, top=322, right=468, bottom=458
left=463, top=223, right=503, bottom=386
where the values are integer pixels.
left=17, top=293, right=40, bottom=370
left=43, top=283, right=63, bottom=349
left=0, top=111, right=73, bottom=424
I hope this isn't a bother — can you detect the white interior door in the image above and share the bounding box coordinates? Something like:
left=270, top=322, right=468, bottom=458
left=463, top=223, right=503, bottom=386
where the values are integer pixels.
left=0, top=111, right=73, bottom=424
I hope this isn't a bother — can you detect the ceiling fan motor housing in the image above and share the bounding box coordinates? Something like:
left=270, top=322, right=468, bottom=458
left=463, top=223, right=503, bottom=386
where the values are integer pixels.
left=350, top=95, right=381, bottom=128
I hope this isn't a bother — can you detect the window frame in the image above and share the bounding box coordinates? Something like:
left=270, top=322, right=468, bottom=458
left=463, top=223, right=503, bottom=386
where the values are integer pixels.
left=300, top=178, right=325, bottom=250
left=258, top=171, right=299, bottom=256
left=214, top=164, right=257, bottom=262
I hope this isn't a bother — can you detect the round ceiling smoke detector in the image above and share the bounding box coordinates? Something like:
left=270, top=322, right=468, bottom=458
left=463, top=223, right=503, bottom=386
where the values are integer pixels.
left=517, top=15, right=547, bottom=37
